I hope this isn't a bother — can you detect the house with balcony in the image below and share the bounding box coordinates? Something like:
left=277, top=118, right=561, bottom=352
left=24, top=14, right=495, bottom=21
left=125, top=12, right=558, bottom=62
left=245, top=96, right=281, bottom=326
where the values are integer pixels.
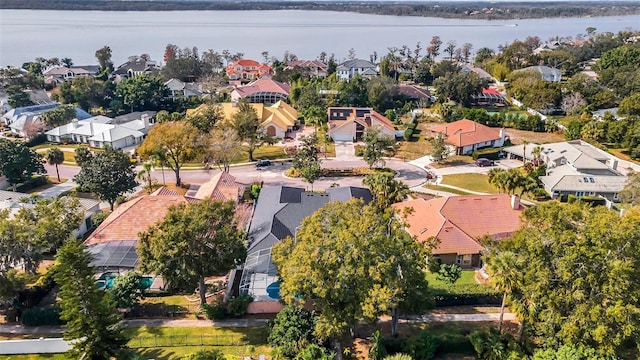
left=225, top=59, right=273, bottom=83
left=336, top=59, right=378, bottom=80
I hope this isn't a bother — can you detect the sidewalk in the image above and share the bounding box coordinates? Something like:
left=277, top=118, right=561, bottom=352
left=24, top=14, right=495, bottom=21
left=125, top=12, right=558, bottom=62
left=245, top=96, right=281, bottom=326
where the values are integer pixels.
left=0, top=312, right=516, bottom=335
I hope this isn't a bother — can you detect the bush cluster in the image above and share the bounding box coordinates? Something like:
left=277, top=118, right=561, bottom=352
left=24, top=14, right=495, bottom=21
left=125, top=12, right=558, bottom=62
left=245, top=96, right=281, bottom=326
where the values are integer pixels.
left=21, top=306, right=62, bottom=326
left=201, top=294, right=254, bottom=320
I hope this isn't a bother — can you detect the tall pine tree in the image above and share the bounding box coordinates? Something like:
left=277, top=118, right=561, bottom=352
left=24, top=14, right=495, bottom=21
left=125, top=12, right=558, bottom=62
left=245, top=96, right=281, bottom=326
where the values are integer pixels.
left=55, top=239, right=127, bottom=359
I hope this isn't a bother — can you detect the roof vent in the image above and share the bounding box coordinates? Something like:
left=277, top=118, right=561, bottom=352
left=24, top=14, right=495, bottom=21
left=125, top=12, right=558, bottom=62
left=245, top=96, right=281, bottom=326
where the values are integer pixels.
left=419, top=228, right=428, bottom=234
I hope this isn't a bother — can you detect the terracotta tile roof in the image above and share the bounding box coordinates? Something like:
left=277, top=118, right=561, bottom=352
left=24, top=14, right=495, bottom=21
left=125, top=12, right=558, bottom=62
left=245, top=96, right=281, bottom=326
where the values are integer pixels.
left=392, top=194, right=523, bottom=255
left=233, top=77, right=291, bottom=97
left=430, top=119, right=502, bottom=148
left=84, top=193, right=190, bottom=246
left=193, top=172, right=241, bottom=202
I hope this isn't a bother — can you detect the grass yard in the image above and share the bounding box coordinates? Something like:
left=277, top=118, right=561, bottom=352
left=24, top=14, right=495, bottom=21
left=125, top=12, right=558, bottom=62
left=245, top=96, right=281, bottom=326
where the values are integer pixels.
left=422, top=184, right=473, bottom=196
left=123, top=326, right=270, bottom=360
left=441, top=173, right=497, bottom=194
left=505, top=128, right=565, bottom=145
left=607, top=148, right=640, bottom=165
left=139, top=295, right=192, bottom=307
left=396, top=122, right=434, bottom=160
left=0, top=355, right=69, bottom=360
left=426, top=270, right=479, bottom=287
left=429, top=156, right=475, bottom=169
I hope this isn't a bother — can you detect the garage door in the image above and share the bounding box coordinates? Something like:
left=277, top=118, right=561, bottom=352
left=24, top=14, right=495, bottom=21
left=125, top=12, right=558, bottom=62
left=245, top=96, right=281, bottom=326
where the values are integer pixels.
left=332, top=133, right=353, bottom=141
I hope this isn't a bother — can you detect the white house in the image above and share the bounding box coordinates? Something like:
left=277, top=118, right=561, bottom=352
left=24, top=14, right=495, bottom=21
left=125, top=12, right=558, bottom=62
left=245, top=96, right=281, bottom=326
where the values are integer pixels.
left=336, top=59, right=378, bottom=81
left=46, top=113, right=154, bottom=149
left=503, top=140, right=631, bottom=201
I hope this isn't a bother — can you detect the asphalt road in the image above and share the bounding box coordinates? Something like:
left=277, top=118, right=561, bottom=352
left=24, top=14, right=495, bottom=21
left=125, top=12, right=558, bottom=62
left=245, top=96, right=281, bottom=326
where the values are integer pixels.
left=44, top=157, right=428, bottom=192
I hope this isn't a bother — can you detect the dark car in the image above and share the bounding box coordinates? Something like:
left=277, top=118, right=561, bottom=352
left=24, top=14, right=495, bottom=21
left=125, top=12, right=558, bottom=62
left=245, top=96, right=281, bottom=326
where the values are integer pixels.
left=475, top=158, right=495, bottom=167
left=255, top=160, right=272, bottom=168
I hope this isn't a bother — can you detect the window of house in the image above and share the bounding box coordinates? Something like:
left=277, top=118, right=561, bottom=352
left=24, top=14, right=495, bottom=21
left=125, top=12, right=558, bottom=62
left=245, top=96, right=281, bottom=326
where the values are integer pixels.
left=576, top=191, right=584, bottom=197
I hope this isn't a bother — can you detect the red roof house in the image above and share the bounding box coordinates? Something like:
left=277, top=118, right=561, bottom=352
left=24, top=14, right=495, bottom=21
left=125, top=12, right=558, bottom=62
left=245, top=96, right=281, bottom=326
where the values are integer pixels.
left=430, top=119, right=506, bottom=155
left=226, top=59, right=274, bottom=82
left=392, top=194, right=524, bottom=268
left=230, top=77, right=291, bottom=104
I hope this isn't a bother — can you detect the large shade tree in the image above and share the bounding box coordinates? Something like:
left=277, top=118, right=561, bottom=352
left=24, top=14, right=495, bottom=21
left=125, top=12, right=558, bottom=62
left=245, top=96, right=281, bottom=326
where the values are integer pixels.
left=115, top=75, right=168, bottom=112
left=272, top=199, right=431, bottom=342
left=138, top=199, right=246, bottom=306
left=231, top=101, right=267, bottom=162
left=74, top=146, right=138, bottom=211
left=362, top=126, right=396, bottom=169
left=138, top=121, right=201, bottom=187
left=0, top=139, right=45, bottom=190
left=293, top=133, right=322, bottom=190
left=484, top=202, right=640, bottom=357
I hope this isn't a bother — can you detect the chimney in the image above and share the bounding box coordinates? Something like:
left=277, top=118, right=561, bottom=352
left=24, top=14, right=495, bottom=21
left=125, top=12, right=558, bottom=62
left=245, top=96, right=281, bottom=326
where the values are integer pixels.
left=511, top=194, right=520, bottom=210
left=611, top=159, right=618, bottom=171
left=70, top=119, right=79, bottom=129
left=141, top=114, right=150, bottom=128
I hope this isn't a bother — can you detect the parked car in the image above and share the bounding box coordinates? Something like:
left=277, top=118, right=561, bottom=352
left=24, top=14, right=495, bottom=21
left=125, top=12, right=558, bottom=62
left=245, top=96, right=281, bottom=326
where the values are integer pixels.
left=255, top=160, right=272, bottom=168
left=475, top=158, right=495, bottom=167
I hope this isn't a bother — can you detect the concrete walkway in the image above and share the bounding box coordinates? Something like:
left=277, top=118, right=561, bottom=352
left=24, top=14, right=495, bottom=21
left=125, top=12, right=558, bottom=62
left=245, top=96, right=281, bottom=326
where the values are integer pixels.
left=0, top=312, right=516, bottom=335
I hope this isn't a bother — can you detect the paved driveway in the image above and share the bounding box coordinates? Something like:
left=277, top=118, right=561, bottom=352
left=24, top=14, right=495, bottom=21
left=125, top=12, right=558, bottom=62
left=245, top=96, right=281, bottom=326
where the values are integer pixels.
left=334, top=141, right=356, bottom=159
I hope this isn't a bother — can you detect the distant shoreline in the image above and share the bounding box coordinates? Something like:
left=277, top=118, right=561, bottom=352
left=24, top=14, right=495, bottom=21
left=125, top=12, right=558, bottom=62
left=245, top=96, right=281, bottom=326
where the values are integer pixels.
left=2, top=0, right=640, bottom=20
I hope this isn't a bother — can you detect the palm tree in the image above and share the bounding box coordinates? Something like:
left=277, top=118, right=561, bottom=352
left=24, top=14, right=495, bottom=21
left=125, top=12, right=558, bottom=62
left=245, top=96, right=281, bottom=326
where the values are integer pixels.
left=486, top=251, right=522, bottom=333
left=521, top=140, right=530, bottom=163
left=46, top=147, right=64, bottom=182
left=531, top=146, right=544, bottom=167
left=137, top=162, right=154, bottom=194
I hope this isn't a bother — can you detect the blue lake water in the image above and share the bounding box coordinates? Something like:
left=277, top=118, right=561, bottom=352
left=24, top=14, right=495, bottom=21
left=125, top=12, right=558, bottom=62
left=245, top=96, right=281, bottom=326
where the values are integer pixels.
left=1, top=9, right=639, bottom=66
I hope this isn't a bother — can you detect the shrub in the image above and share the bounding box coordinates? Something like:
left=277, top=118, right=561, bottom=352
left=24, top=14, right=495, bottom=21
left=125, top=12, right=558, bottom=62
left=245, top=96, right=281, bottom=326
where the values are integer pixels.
left=184, top=349, right=226, bottom=360
left=355, top=145, right=365, bottom=156
left=201, top=301, right=226, bottom=320
left=267, top=304, right=317, bottom=358
left=227, top=294, right=253, bottom=317
left=471, top=148, right=502, bottom=160
left=436, top=264, right=462, bottom=284
left=567, top=194, right=578, bottom=203
left=578, top=196, right=606, bottom=207
left=15, top=176, right=48, bottom=192
left=404, top=330, right=438, bottom=360
left=285, top=167, right=301, bottom=178
left=21, top=306, right=62, bottom=326
left=385, top=354, right=413, bottom=360
left=25, top=134, right=47, bottom=147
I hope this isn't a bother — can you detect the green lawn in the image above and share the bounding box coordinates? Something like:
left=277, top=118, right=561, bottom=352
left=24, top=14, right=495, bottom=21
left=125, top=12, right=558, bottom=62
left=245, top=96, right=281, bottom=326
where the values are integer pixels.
left=440, top=173, right=497, bottom=194
left=426, top=270, right=497, bottom=297
left=124, top=326, right=270, bottom=359
left=429, top=155, right=475, bottom=169
left=396, top=122, right=433, bottom=160
left=0, top=355, right=69, bottom=360
left=422, top=184, right=472, bottom=196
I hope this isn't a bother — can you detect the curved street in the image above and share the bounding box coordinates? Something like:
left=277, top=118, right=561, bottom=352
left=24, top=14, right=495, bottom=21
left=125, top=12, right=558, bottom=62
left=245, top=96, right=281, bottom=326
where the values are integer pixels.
left=43, top=157, right=428, bottom=192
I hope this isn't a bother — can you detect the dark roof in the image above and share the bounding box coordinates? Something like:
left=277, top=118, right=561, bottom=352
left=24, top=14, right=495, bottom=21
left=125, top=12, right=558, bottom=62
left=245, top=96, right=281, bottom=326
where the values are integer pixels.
left=113, top=111, right=156, bottom=124
left=247, top=186, right=371, bottom=255
left=398, top=85, right=431, bottom=100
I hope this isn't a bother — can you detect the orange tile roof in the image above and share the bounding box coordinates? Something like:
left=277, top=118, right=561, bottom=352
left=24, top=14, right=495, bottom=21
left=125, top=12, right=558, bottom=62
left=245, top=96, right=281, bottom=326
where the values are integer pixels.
left=84, top=172, right=245, bottom=246
left=84, top=193, right=189, bottom=246
left=392, top=194, right=523, bottom=255
left=430, top=119, right=502, bottom=148
left=233, top=77, right=290, bottom=97
left=193, top=172, right=241, bottom=202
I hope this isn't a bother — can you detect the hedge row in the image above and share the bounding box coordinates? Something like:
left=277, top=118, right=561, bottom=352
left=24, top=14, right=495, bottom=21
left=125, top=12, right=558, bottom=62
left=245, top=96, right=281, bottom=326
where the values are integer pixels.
left=564, top=194, right=607, bottom=207
left=471, top=148, right=503, bottom=160
left=21, top=307, right=62, bottom=326
left=404, top=123, right=417, bottom=141
left=433, top=293, right=502, bottom=307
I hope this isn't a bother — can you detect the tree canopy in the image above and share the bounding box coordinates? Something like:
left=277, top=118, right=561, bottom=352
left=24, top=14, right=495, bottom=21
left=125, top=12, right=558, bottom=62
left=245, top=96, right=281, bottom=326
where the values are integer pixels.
left=272, top=199, right=431, bottom=341
left=55, top=239, right=127, bottom=359
left=138, top=121, right=201, bottom=187
left=115, top=75, right=168, bottom=112
left=40, top=104, right=76, bottom=128
left=74, top=146, right=138, bottom=210
left=293, top=133, right=322, bottom=190
left=231, top=101, right=267, bottom=162
left=484, top=202, right=640, bottom=357
left=138, top=199, right=246, bottom=306
left=0, top=139, right=45, bottom=189
left=362, top=126, right=396, bottom=169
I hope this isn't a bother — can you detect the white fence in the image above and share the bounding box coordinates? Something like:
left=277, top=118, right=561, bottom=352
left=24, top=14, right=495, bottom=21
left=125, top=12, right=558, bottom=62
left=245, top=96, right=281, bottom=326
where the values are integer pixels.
left=0, top=338, right=71, bottom=354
